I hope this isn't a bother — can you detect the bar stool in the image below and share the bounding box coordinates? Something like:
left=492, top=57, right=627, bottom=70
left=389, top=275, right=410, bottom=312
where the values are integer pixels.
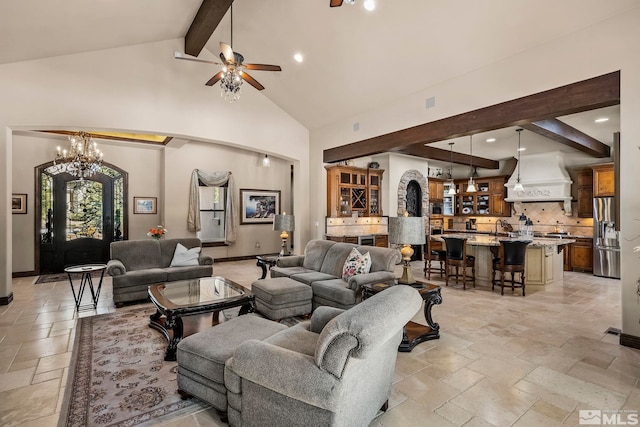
left=442, top=237, right=475, bottom=290
left=492, top=240, right=530, bottom=296
left=424, top=236, right=446, bottom=280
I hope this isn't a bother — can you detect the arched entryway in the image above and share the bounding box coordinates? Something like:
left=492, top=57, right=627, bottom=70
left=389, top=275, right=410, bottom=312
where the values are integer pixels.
left=397, top=170, right=428, bottom=261
left=36, top=162, right=128, bottom=274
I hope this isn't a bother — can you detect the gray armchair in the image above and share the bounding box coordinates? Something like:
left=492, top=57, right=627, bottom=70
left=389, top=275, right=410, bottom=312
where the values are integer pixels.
left=224, top=284, right=422, bottom=427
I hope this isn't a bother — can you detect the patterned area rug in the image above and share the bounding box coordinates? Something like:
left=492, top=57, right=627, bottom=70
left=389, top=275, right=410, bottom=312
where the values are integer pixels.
left=60, top=305, right=204, bottom=427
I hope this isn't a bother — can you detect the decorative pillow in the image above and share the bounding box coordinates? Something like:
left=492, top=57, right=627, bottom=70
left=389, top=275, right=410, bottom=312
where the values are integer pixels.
left=170, top=243, right=201, bottom=267
left=341, top=247, right=372, bottom=281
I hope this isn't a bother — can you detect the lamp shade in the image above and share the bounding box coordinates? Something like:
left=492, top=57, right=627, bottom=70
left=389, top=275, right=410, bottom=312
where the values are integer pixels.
left=388, top=216, right=426, bottom=245
left=273, top=214, right=295, bottom=232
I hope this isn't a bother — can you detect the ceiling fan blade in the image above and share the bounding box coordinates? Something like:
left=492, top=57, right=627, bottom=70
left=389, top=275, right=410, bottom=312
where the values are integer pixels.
left=205, top=71, right=225, bottom=86
left=220, top=42, right=235, bottom=64
left=174, top=51, right=222, bottom=65
left=244, top=63, right=282, bottom=72
left=242, top=72, right=265, bottom=91
left=330, top=0, right=343, bottom=6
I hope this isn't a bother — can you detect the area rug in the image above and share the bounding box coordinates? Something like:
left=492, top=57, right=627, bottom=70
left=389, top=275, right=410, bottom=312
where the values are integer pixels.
left=35, top=270, right=105, bottom=284
left=60, top=305, right=207, bottom=427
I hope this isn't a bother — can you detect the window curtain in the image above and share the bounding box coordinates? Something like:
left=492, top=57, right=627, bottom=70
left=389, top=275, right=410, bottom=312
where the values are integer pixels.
left=187, top=169, right=236, bottom=244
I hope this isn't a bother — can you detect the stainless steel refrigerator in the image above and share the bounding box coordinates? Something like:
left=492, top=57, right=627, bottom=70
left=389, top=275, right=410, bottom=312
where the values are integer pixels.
left=593, top=197, right=620, bottom=278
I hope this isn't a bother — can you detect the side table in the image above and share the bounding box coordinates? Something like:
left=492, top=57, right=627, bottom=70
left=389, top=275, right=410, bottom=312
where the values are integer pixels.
left=64, top=264, right=107, bottom=311
left=256, top=255, right=278, bottom=279
left=361, top=280, right=442, bottom=352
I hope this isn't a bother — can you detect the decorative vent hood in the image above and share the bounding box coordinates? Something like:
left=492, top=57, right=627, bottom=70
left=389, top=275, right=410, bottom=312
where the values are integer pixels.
left=505, top=151, right=573, bottom=215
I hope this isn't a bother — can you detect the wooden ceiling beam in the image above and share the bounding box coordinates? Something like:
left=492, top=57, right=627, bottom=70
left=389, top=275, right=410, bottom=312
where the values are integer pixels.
left=323, top=71, right=620, bottom=163
left=521, top=118, right=610, bottom=158
left=395, top=145, right=499, bottom=169
left=185, top=0, right=233, bottom=57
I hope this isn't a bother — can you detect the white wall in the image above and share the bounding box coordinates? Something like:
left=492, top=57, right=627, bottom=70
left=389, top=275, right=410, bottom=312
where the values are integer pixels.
left=0, top=39, right=309, bottom=299
left=310, top=10, right=640, bottom=337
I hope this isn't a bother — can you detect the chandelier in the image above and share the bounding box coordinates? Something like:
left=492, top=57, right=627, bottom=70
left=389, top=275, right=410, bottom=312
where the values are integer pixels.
left=220, top=66, right=243, bottom=102
left=54, top=131, right=103, bottom=180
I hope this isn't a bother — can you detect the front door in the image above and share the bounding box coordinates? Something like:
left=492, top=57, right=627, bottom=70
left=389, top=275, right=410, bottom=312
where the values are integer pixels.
left=54, top=175, right=112, bottom=270
left=38, top=163, right=126, bottom=274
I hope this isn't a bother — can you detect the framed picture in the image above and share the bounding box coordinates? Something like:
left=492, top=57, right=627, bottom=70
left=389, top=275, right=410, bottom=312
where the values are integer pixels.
left=240, top=189, right=280, bottom=224
left=133, top=197, right=157, bottom=214
left=12, top=194, right=27, bottom=214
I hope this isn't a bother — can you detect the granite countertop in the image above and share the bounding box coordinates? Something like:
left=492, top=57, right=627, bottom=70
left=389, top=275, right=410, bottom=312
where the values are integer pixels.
left=435, top=233, right=575, bottom=247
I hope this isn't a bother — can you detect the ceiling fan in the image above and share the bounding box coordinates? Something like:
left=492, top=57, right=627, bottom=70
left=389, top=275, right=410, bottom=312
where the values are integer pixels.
left=330, top=0, right=375, bottom=9
left=174, top=43, right=281, bottom=92
left=174, top=3, right=281, bottom=102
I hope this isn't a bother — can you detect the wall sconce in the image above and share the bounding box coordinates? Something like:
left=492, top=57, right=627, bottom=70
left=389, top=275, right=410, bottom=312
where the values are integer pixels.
left=262, top=154, right=271, bottom=168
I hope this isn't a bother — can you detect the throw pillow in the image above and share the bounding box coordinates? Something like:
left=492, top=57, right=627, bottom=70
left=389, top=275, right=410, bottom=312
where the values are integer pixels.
left=170, top=243, right=201, bottom=267
left=341, top=247, right=372, bottom=280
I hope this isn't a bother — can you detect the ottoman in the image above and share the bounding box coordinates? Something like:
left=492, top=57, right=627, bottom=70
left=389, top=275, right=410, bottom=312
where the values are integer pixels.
left=176, top=315, right=287, bottom=414
left=252, top=277, right=313, bottom=321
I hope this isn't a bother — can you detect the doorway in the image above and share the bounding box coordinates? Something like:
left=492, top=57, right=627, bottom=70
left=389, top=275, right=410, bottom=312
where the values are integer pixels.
left=406, top=180, right=422, bottom=261
left=37, top=163, right=127, bottom=274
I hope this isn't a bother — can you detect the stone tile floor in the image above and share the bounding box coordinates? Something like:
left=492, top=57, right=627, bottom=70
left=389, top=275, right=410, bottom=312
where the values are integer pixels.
left=0, top=259, right=636, bottom=426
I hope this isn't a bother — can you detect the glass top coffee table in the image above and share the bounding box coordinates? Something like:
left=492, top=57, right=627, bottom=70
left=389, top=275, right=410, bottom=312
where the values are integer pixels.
left=148, top=276, right=254, bottom=361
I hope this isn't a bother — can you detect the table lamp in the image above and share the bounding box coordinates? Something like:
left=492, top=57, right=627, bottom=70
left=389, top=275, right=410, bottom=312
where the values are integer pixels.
left=273, top=213, right=295, bottom=256
left=389, top=213, right=426, bottom=285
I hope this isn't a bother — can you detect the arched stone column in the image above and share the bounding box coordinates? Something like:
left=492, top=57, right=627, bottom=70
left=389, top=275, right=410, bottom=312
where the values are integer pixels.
left=396, top=169, right=429, bottom=221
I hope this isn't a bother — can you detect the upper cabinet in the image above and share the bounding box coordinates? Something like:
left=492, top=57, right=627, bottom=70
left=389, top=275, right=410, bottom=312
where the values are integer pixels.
left=591, top=163, right=615, bottom=197
left=575, top=168, right=594, bottom=218
left=428, top=179, right=445, bottom=202
left=453, top=176, right=510, bottom=217
left=325, top=165, right=384, bottom=217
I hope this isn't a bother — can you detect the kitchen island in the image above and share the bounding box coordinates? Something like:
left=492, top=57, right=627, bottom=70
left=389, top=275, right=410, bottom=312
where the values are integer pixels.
left=434, top=233, right=574, bottom=287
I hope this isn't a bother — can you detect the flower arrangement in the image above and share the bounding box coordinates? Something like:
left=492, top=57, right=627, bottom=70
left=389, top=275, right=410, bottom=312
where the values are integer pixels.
left=148, top=225, right=167, bottom=240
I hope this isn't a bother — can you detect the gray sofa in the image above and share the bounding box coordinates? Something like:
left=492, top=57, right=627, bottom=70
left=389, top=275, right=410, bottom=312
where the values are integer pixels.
left=270, top=239, right=401, bottom=310
left=224, top=284, right=423, bottom=427
left=107, top=238, right=213, bottom=306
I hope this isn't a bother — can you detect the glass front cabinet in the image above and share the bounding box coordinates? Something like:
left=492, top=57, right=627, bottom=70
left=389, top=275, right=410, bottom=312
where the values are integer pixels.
left=453, top=176, right=510, bottom=217
left=326, top=165, right=384, bottom=217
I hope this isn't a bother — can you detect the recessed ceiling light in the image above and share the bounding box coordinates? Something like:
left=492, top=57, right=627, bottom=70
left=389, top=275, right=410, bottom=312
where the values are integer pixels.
left=595, top=117, right=609, bottom=123
left=486, top=138, right=496, bottom=143
left=363, top=0, right=375, bottom=11
left=517, top=147, right=527, bottom=152
left=293, top=53, right=303, bottom=63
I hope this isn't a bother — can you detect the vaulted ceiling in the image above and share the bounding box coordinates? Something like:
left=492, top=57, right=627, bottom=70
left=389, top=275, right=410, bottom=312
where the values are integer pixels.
left=1, top=0, right=636, bottom=163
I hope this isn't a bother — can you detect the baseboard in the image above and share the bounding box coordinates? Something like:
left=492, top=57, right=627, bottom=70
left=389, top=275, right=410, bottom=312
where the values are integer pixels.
left=0, top=293, right=14, bottom=305
left=216, top=255, right=276, bottom=263
left=12, top=270, right=36, bottom=278
left=620, top=333, right=640, bottom=350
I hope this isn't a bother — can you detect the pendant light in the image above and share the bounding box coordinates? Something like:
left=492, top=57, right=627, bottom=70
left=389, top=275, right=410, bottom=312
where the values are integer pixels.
left=447, top=142, right=456, bottom=195
left=513, top=129, right=524, bottom=191
left=466, top=135, right=477, bottom=192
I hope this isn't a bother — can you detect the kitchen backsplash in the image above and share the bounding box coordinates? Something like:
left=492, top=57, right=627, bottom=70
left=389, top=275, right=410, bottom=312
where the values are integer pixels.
left=326, top=216, right=389, bottom=236
left=446, top=201, right=593, bottom=237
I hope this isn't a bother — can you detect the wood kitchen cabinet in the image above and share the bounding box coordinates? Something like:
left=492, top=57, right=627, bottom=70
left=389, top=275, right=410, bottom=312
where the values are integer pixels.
left=428, top=179, right=445, bottom=201
left=375, top=234, right=388, bottom=248
left=325, top=165, right=384, bottom=217
left=570, top=238, right=593, bottom=272
left=453, top=176, right=510, bottom=217
left=591, top=163, right=614, bottom=197
left=575, top=168, right=594, bottom=218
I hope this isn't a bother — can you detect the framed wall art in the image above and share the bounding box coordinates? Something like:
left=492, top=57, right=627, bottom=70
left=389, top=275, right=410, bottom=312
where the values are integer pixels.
left=240, top=189, right=280, bottom=224
left=12, top=194, right=27, bottom=214
left=133, top=197, right=157, bottom=214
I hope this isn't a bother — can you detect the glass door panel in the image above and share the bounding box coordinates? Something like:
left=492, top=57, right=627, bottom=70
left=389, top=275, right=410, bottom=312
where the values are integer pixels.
left=66, top=180, right=103, bottom=241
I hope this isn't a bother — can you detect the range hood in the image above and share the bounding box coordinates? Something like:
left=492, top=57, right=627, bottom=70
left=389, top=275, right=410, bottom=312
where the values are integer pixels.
left=505, top=151, right=573, bottom=215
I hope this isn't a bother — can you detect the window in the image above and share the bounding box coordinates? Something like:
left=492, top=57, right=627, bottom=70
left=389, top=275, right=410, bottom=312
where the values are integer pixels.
left=197, top=186, right=226, bottom=242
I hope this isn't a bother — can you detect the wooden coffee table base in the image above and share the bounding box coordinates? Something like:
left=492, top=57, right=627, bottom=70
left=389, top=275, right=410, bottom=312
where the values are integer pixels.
left=398, top=280, right=442, bottom=352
